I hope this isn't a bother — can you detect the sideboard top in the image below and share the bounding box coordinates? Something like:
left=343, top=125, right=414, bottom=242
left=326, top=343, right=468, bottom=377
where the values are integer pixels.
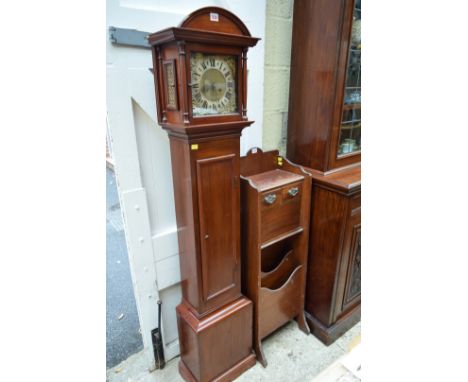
left=244, top=169, right=304, bottom=192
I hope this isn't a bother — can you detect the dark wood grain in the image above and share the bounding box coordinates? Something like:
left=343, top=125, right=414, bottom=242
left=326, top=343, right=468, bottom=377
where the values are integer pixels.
left=308, top=164, right=361, bottom=193
left=259, top=182, right=302, bottom=244
left=240, top=150, right=311, bottom=366
left=261, top=250, right=298, bottom=289
left=286, top=0, right=361, bottom=346
left=150, top=7, right=259, bottom=381
left=149, top=7, right=259, bottom=130
left=304, top=168, right=361, bottom=344
left=179, top=7, right=252, bottom=36
left=246, top=169, right=303, bottom=192
left=287, top=0, right=360, bottom=172
left=196, top=153, right=239, bottom=307
left=177, top=297, right=256, bottom=382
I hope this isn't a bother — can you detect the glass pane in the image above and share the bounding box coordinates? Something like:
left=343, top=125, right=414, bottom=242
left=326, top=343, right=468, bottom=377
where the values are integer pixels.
left=190, top=53, right=238, bottom=117
left=338, top=2, right=361, bottom=157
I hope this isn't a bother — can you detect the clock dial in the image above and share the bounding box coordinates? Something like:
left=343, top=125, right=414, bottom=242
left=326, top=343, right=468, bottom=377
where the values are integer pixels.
left=190, top=53, right=237, bottom=116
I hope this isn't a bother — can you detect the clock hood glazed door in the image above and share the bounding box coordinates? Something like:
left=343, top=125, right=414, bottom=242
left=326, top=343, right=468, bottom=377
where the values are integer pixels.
left=190, top=52, right=238, bottom=116
left=184, top=43, right=245, bottom=125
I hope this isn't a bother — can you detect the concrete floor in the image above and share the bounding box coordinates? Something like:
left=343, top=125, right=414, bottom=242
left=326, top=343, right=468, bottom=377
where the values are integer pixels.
left=107, top=168, right=143, bottom=368
left=107, top=321, right=361, bottom=382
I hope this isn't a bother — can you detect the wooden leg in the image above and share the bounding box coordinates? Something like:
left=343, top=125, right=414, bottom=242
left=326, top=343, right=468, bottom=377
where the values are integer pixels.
left=296, top=311, right=310, bottom=335
left=254, top=339, right=267, bottom=368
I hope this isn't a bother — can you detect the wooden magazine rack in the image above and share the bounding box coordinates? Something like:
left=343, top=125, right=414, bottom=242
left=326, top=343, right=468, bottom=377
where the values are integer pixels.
left=240, top=148, right=311, bottom=367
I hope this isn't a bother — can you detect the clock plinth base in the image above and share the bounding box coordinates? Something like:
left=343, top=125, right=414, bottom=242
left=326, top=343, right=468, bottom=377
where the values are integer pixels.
left=176, top=297, right=255, bottom=382
left=179, top=353, right=256, bottom=382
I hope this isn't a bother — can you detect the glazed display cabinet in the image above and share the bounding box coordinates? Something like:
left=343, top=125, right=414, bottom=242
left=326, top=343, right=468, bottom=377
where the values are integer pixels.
left=287, top=0, right=361, bottom=345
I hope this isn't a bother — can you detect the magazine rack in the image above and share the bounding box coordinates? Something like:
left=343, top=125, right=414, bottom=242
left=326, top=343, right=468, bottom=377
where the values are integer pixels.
left=240, top=148, right=311, bottom=367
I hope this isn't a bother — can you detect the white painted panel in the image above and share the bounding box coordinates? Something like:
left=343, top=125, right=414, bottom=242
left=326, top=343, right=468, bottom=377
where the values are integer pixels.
left=127, top=68, right=157, bottom=122
left=152, top=228, right=179, bottom=262
left=159, top=284, right=182, bottom=359
left=156, top=254, right=181, bottom=291
left=107, top=68, right=143, bottom=191
left=132, top=100, right=177, bottom=236
left=120, top=0, right=228, bottom=15
left=120, top=189, right=159, bottom=351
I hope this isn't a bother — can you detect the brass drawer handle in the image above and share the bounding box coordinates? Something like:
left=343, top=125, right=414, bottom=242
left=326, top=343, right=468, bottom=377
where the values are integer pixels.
left=288, top=187, right=299, bottom=197
left=264, top=194, right=277, bottom=205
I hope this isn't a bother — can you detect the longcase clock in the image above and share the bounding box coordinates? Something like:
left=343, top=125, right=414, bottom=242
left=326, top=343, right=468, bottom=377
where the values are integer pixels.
left=148, top=7, right=259, bottom=382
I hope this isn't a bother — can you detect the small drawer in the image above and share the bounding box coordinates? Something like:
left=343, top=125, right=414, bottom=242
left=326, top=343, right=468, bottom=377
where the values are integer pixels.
left=260, top=182, right=302, bottom=244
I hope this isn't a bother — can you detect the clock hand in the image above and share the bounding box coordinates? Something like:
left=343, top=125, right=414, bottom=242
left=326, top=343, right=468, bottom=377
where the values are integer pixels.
left=203, top=80, right=211, bottom=93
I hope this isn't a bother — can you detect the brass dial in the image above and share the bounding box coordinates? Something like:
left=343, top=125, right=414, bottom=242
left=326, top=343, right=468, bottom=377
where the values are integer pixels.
left=190, top=53, right=237, bottom=116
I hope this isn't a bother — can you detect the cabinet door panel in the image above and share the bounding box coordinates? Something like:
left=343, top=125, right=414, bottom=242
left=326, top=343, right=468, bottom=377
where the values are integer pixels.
left=196, top=154, right=239, bottom=310
left=342, top=223, right=361, bottom=310
left=334, top=200, right=361, bottom=320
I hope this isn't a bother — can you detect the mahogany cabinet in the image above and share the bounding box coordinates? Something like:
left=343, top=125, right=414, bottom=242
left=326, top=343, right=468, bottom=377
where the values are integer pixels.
left=286, top=0, right=361, bottom=344
left=149, top=7, right=259, bottom=381
left=304, top=167, right=361, bottom=345
left=239, top=149, right=311, bottom=367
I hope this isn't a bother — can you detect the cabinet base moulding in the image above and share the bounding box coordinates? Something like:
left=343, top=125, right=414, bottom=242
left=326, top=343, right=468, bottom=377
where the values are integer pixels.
left=305, top=307, right=361, bottom=346
left=178, top=353, right=257, bottom=382
left=176, top=297, right=255, bottom=382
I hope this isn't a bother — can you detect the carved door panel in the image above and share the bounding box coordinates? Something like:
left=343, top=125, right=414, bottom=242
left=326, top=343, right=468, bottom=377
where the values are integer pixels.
left=196, top=151, right=240, bottom=313
left=342, top=223, right=361, bottom=311
left=342, top=208, right=361, bottom=311
left=333, top=200, right=361, bottom=320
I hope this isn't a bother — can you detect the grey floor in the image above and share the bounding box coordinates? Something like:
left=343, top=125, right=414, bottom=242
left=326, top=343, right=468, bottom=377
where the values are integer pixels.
left=107, top=168, right=143, bottom=368
left=107, top=321, right=361, bottom=382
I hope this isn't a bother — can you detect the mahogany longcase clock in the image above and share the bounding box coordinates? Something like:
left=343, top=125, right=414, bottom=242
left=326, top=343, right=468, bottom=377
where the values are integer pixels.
left=148, top=7, right=259, bottom=382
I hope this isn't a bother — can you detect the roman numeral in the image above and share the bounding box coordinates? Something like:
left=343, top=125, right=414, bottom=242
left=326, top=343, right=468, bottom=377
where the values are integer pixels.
left=226, top=91, right=232, bottom=100
left=202, top=100, right=208, bottom=108
left=201, top=62, right=207, bottom=70
left=227, top=81, right=234, bottom=88
left=209, top=58, right=215, bottom=67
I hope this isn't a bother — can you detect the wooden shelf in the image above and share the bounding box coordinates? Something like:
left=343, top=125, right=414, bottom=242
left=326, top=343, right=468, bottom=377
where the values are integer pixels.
left=261, top=250, right=298, bottom=289
left=261, top=227, right=304, bottom=250
left=342, top=103, right=361, bottom=111
left=340, top=124, right=361, bottom=130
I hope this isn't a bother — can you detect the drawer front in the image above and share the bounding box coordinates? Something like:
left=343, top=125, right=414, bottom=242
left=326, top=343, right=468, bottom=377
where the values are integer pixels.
left=260, top=182, right=302, bottom=243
